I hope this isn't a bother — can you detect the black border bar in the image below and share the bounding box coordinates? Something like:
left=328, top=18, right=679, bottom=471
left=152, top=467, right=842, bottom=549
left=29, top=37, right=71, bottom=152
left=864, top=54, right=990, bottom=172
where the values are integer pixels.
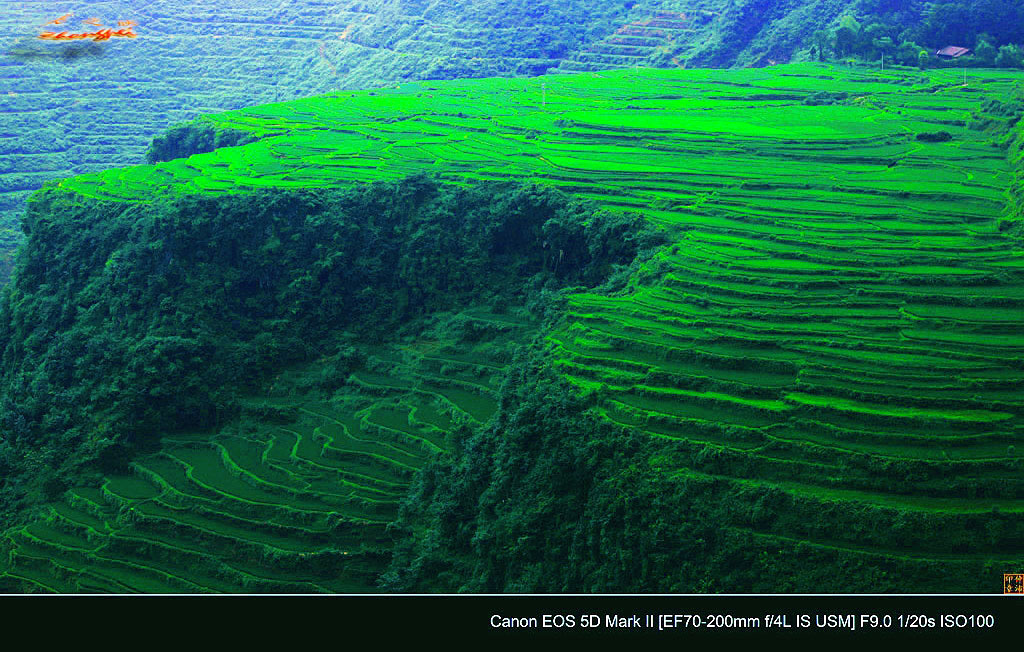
left=0, top=594, right=1019, bottom=643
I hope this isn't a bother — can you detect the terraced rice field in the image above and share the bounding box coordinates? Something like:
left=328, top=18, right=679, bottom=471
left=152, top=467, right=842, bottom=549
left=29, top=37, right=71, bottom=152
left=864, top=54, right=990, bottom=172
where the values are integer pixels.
left=0, top=0, right=659, bottom=278
left=7, top=62, right=1024, bottom=589
left=552, top=10, right=691, bottom=73
left=0, top=309, right=525, bottom=592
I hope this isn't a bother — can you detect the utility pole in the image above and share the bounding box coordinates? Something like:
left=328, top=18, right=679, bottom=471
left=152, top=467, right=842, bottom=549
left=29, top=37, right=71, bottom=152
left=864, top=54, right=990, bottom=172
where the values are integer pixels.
left=881, top=53, right=884, bottom=71
left=542, top=82, right=547, bottom=107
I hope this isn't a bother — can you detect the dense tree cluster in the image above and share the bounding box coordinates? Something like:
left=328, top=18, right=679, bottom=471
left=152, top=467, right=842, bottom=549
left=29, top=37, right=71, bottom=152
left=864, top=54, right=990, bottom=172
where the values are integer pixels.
left=0, top=177, right=664, bottom=521
left=808, top=1, right=1024, bottom=68
left=384, top=360, right=1004, bottom=592
left=145, top=122, right=260, bottom=164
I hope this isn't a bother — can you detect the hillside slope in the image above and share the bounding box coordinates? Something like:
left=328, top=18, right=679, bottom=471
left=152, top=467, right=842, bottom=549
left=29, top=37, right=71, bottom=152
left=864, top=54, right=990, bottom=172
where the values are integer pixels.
left=0, top=174, right=659, bottom=592
left=9, top=0, right=1024, bottom=285
left=2, top=63, right=1024, bottom=592
left=0, top=0, right=648, bottom=281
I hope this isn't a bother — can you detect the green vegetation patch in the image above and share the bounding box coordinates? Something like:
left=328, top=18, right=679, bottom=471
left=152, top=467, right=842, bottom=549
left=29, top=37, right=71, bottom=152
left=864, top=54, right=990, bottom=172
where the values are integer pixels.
left=7, top=63, right=1024, bottom=593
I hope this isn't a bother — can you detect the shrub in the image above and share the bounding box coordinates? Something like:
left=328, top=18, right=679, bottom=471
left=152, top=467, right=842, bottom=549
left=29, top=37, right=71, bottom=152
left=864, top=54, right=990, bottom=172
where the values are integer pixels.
left=915, top=130, right=953, bottom=142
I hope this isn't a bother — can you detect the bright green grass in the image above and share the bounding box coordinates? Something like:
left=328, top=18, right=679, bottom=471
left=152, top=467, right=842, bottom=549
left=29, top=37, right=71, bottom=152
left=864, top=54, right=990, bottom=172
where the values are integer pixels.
left=786, top=392, right=1016, bottom=423
left=9, top=63, right=1024, bottom=590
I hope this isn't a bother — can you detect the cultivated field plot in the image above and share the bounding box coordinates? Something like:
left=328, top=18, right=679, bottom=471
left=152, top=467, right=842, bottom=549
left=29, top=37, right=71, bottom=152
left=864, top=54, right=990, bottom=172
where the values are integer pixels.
left=11, top=63, right=1024, bottom=589
left=0, top=0, right=655, bottom=278
left=0, top=309, right=523, bottom=593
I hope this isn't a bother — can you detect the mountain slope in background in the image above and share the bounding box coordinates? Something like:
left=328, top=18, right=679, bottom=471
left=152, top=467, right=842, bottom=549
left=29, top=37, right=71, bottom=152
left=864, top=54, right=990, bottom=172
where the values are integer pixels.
left=6, top=0, right=1024, bottom=282
left=0, top=0, right=643, bottom=280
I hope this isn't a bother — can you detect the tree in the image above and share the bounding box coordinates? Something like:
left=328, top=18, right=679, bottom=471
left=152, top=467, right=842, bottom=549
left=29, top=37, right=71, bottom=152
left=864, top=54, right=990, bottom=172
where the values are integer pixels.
left=921, top=1, right=1024, bottom=52
left=975, top=39, right=997, bottom=66
left=996, top=44, right=1024, bottom=69
left=835, top=15, right=861, bottom=57
left=862, top=22, right=890, bottom=56
left=896, top=41, right=923, bottom=67
left=873, top=36, right=896, bottom=62
left=918, top=50, right=930, bottom=69
left=812, top=29, right=830, bottom=61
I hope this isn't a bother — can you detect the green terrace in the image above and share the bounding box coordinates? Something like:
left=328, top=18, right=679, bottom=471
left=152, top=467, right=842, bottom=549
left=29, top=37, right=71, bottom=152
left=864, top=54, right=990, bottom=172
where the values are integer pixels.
left=0, top=309, right=530, bottom=593
left=7, top=63, right=1024, bottom=589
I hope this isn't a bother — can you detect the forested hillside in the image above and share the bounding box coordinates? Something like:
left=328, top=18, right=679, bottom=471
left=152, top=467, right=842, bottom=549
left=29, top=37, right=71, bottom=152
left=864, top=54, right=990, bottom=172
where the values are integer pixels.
left=2, top=63, right=1024, bottom=592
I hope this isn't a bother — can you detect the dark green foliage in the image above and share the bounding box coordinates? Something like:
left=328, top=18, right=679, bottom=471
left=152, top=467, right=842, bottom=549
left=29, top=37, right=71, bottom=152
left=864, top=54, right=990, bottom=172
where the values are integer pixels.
left=763, top=1, right=1024, bottom=68
left=918, top=0, right=1024, bottom=50
left=0, top=177, right=660, bottom=521
left=915, top=130, right=953, bottom=142
left=145, top=122, right=261, bottom=164
left=383, top=359, right=649, bottom=592
left=896, top=40, right=926, bottom=66
left=969, top=88, right=1024, bottom=132
left=995, top=44, right=1024, bottom=69
left=384, top=356, right=1000, bottom=592
left=803, top=90, right=849, bottom=105
left=242, top=403, right=299, bottom=424
left=1004, top=119, right=1024, bottom=237
left=975, top=39, right=998, bottom=66
left=539, top=210, right=668, bottom=290
left=812, top=29, right=831, bottom=60
left=835, top=14, right=860, bottom=57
